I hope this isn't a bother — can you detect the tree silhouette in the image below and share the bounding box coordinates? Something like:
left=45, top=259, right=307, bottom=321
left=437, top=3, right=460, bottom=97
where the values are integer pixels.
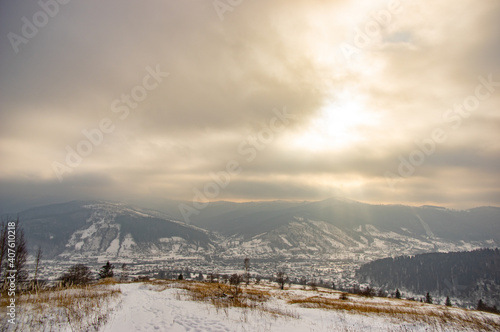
left=99, top=261, right=114, bottom=279
left=32, top=246, right=43, bottom=291
left=276, top=271, right=288, bottom=290
left=60, top=264, right=92, bottom=286
left=243, top=257, right=250, bottom=285
left=229, top=273, right=243, bottom=297
left=425, top=292, right=433, bottom=304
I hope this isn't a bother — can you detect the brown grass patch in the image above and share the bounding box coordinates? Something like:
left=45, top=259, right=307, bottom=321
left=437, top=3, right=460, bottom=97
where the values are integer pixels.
left=288, top=295, right=500, bottom=331
left=171, top=281, right=298, bottom=319
left=1, top=284, right=121, bottom=332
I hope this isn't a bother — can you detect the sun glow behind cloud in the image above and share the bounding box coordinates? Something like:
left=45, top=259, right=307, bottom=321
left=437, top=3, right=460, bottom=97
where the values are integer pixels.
left=286, top=92, right=379, bottom=151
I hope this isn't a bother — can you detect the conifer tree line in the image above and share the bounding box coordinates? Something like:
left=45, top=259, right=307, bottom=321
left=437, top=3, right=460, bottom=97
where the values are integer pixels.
left=356, top=249, right=500, bottom=308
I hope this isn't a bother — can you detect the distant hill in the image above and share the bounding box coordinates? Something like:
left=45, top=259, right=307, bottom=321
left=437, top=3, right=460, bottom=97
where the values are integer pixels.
left=188, top=199, right=500, bottom=244
left=356, top=249, right=500, bottom=307
left=10, top=199, right=500, bottom=265
left=18, top=200, right=214, bottom=259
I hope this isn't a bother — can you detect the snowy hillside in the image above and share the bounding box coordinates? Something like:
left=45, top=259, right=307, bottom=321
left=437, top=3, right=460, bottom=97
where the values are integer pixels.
left=103, top=281, right=500, bottom=332
left=20, top=200, right=215, bottom=260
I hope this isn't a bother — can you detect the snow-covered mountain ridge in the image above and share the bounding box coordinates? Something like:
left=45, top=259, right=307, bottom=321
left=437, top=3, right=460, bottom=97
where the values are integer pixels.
left=18, top=199, right=499, bottom=264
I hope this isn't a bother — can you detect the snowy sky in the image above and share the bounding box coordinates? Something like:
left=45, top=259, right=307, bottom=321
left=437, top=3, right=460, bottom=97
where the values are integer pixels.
left=1, top=0, right=499, bottom=211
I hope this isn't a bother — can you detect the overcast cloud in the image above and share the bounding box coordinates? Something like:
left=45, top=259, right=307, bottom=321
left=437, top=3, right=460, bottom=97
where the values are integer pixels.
left=0, top=0, right=499, bottom=212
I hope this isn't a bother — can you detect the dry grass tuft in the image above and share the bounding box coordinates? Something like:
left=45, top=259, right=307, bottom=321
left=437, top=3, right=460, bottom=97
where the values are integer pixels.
left=288, top=295, right=500, bottom=331
left=96, top=277, right=119, bottom=285
left=172, top=280, right=299, bottom=319
left=0, top=284, right=121, bottom=332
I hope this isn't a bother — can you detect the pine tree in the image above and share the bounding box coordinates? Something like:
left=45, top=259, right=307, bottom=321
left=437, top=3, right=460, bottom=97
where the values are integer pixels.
left=445, top=296, right=452, bottom=307
left=425, top=292, right=433, bottom=304
left=99, top=261, right=114, bottom=279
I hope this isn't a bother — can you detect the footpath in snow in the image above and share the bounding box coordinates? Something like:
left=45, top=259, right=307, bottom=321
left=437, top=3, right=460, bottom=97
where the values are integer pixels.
left=102, top=283, right=444, bottom=332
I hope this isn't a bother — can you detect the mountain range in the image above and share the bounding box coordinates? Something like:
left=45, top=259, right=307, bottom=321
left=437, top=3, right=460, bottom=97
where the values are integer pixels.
left=13, top=199, right=500, bottom=264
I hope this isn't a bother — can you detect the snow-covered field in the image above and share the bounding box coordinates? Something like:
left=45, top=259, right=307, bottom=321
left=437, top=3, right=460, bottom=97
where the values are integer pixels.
left=102, top=282, right=500, bottom=332
left=3, top=281, right=499, bottom=331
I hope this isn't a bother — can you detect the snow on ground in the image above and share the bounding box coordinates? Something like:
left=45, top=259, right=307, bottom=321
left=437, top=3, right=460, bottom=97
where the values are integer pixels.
left=102, top=283, right=453, bottom=332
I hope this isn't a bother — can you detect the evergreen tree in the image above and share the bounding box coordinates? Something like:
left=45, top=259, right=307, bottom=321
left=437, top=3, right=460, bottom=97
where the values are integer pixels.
left=425, top=292, right=433, bottom=304
left=99, top=261, right=114, bottom=279
left=445, top=296, right=452, bottom=307
left=395, top=289, right=401, bottom=299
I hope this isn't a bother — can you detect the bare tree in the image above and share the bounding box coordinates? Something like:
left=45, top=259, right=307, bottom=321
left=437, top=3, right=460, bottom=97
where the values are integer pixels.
left=120, top=263, right=129, bottom=282
left=308, top=279, right=318, bottom=291
left=255, top=276, right=261, bottom=284
left=275, top=271, right=288, bottom=290
left=60, top=264, right=92, bottom=287
left=0, top=220, right=8, bottom=282
left=33, top=246, right=43, bottom=291
left=0, top=218, right=28, bottom=292
left=3, top=218, right=28, bottom=289
left=377, top=288, right=387, bottom=298
left=299, top=276, right=307, bottom=290
left=228, top=273, right=243, bottom=297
